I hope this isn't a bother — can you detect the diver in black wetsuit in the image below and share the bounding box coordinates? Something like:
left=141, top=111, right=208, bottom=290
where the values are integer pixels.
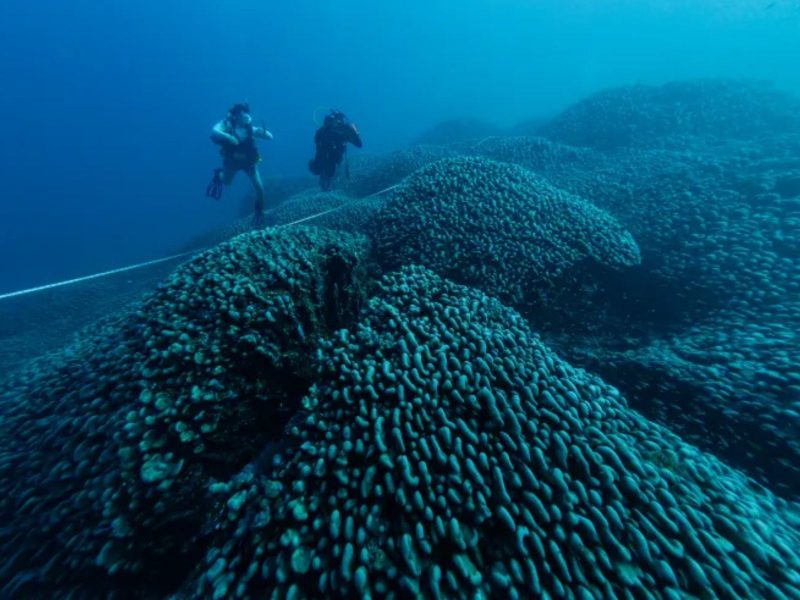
left=207, top=102, right=273, bottom=222
left=308, top=110, right=363, bottom=191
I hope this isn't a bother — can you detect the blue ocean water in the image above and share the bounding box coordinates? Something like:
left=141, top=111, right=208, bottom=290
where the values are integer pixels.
left=0, top=0, right=797, bottom=293
left=1, top=1, right=800, bottom=598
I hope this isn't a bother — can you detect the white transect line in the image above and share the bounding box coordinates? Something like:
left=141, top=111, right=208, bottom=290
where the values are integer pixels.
left=0, top=251, right=200, bottom=301
left=0, top=183, right=403, bottom=302
left=470, top=136, right=497, bottom=149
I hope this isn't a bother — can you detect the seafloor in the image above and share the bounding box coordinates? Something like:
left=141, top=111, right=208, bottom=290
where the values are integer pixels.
left=1, top=79, right=799, bottom=599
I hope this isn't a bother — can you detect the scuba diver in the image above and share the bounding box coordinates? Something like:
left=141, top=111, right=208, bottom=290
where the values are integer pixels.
left=207, top=102, right=273, bottom=222
left=308, top=110, right=363, bottom=191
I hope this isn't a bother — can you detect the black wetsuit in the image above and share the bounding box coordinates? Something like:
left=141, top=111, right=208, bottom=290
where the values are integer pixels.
left=309, top=121, right=363, bottom=190
left=220, top=122, right=260, bottom=173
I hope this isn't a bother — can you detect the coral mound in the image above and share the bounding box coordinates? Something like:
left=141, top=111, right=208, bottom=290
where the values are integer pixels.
left=578, top=302, right=800, bottom=497
left=372, top=156, right=640, bottom=307
left=265, top=189, right=383, bottom=234
left=190, top=266, right=800, bottom=600
left=464, top=135, right=605, bottom=175
left=540, top=79, right=800, bottom=150
left=343, top=146, right=458, bottom=197
left=0, top=227, right=370, bottom=597
left=515, top=134, right=800, bottom=494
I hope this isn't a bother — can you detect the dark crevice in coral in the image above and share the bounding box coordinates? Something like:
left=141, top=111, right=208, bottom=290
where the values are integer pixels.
left=320, top=246, right=365, bottom=333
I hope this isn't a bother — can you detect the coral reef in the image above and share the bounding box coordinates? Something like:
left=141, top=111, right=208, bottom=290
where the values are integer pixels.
left=264, top=189, right=384, bottom=234
left=506, top=137, right=800, bottom=495
left=189, top=267, right=800, bottom=599
left=567, top=300, right=800, bottom=498
left=539, top=79, right=800, bottom=150
left=2, top=79, right=799, bottom=598
left=0, top=227, right=370, bottom=596
left=343, top=146, right=458, bottom=198
left=460, top=135, right=605, bottom=176
left=372, top=156, right=640, bottom=309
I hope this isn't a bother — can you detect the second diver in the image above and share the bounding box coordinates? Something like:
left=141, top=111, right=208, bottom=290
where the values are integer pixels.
left=308, top=110, right=362, bottom=191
